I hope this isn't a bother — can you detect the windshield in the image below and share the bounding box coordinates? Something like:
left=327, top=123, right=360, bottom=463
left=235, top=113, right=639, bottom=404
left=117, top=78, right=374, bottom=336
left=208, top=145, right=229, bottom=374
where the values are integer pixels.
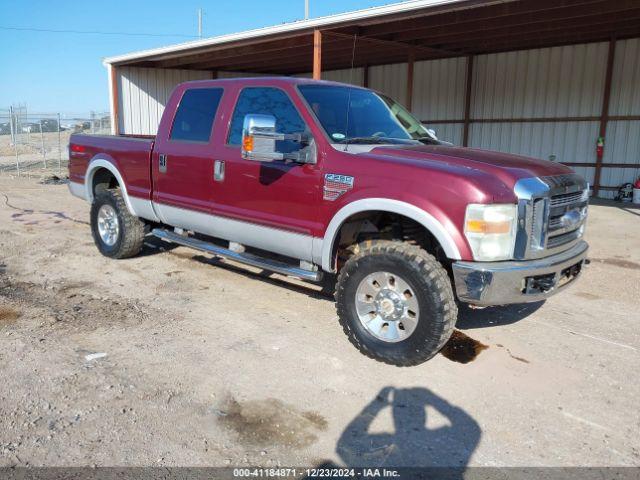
left=298, top=84, right=436, bottom=144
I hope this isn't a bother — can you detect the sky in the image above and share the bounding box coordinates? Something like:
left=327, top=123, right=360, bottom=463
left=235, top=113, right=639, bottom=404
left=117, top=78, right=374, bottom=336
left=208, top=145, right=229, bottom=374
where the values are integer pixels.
left=0, top=0, right=400, bottom=116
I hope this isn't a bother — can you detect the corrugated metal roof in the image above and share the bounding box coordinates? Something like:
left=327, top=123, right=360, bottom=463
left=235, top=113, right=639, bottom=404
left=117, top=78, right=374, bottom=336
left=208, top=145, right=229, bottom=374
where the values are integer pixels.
left=103, top=0, right=494, bottom=66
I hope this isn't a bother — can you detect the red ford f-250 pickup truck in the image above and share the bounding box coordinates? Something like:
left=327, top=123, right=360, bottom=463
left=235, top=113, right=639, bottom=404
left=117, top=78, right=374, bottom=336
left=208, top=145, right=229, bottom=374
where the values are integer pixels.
left=69, top=77, right=589, bottom=366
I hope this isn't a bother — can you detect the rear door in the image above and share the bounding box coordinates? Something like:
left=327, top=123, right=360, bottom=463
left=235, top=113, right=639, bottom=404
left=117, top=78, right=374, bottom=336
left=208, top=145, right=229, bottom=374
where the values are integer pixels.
left=152, top=86, right=224, bottom=215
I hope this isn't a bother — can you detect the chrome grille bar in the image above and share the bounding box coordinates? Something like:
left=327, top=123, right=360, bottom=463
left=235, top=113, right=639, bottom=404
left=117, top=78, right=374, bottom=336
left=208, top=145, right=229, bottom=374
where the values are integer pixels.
left=550, top=191, right=584, bottom=208
left=514, top=174, right=588, bottom=260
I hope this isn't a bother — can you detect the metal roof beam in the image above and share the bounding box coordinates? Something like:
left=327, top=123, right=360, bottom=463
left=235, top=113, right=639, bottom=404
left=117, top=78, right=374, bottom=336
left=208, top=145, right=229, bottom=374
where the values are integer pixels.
left=359, top=0, right=605, bottom=37
left=412, top=10, right=640, bottom=48
left=441, top=21, right=640, bottom=52
left=391, top=0, right=639, bottom=44
left=323, top=30, right=458, bottom=56
left=188, top=37, right=371, bottom=71
left=459, top=27, right=640, bottom=57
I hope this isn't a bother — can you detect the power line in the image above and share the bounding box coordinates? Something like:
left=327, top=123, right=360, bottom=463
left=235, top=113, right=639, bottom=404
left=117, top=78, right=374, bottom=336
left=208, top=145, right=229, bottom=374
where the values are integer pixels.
left=0, top=26, right=199, bottom=38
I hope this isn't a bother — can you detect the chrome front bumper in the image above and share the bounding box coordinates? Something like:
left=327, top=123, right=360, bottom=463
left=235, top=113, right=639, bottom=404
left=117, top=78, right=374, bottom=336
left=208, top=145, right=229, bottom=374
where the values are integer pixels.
left=452, top=241, right=588, bottom=306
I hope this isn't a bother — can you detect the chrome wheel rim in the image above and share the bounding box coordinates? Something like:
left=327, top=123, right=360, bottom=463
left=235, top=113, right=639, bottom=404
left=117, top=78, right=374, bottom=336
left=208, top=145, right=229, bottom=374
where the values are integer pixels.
left=355, top=271, right=420, bottom=343
left=97, top=204, right=119, bottom=247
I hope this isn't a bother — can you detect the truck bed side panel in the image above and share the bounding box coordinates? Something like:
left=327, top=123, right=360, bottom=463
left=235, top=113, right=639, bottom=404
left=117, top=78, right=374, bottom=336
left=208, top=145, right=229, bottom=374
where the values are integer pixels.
left=69, top=134, right=154, bottom=200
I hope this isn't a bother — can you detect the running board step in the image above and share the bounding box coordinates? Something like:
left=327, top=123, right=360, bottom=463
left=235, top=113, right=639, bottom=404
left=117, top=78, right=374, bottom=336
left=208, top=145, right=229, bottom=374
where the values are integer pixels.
left=152, top=228, right=322, bottom=282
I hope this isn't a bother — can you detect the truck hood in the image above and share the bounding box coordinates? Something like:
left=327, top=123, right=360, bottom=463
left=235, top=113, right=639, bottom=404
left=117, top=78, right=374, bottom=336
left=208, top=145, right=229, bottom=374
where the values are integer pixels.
left=366, top=144, right=573, bottom=189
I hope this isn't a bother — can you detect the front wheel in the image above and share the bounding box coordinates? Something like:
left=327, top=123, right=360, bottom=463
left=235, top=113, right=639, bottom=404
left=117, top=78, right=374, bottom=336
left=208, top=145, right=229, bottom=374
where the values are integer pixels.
left=335, top=240, right=457, bottom=366
left=90, top=189, right=146, bottom=259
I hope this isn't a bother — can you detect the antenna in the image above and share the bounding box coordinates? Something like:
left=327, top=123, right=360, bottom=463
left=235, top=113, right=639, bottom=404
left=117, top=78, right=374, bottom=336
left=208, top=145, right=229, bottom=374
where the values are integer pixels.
left=305, top=0, right=310, bottom=19
left=198, top=8, right=203, bottom=38
left=344, top=34, right=358, bottom=152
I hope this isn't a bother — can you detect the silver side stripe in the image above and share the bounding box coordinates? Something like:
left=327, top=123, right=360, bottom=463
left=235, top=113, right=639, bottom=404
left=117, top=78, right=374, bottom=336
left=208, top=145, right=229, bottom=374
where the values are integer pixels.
left=154, top=203, right=314, bottom=262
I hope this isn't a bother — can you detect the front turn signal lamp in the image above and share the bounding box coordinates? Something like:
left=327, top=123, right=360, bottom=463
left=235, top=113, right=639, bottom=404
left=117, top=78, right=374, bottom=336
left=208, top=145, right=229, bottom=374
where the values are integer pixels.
left=242, top=134, right=254, bottom=153
left=464, top=204, right=518, bottom=261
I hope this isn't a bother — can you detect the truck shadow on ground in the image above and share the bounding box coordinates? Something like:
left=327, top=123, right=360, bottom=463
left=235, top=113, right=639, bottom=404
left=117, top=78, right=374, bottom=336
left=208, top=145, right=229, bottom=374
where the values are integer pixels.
left=309, top=386, right=480, bottom=476
left=456, top=301, right=544, bottom=330
left=161, top=248, right=333, bottom=301
left=137, top=236, right=180, bottom=258
left=147, top=239, right=544, bottom=329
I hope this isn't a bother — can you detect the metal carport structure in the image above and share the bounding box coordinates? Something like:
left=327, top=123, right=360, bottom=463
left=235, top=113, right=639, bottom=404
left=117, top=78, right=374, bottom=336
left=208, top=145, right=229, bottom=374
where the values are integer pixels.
left=104, top=0, right=640, bottom=198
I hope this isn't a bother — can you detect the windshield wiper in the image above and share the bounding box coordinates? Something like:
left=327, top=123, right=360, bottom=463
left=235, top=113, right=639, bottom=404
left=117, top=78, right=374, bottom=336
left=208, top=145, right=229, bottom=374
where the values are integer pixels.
left=338, top=136, right=396, bottom=145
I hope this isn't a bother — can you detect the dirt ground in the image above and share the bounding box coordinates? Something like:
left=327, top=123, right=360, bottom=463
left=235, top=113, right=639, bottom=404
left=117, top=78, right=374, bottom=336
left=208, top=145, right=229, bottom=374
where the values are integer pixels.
left=0, top=176, right=639, bottom=468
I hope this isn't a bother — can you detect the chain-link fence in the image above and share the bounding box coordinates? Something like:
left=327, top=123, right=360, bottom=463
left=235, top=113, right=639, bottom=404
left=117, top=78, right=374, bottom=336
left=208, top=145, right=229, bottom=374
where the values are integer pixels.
left=0, top=106, right=110, bottom=179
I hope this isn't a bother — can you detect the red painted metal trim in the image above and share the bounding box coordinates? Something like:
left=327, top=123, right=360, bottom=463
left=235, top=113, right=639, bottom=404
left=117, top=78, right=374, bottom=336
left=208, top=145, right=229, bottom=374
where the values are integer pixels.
left=593, top=37, right=617, bottom=196
left=462, top=55, right=474, bottom=147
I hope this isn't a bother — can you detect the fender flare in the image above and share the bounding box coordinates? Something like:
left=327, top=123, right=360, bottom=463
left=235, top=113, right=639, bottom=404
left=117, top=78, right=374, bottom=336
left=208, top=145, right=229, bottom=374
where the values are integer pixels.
left=320, top=198, right=462, bottom=272
left=85, top=157, right=137, bottom=216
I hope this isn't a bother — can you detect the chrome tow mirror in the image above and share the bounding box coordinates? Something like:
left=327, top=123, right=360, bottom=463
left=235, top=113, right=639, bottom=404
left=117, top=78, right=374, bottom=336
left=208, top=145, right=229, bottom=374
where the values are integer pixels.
left=241, top=114, right=314, bottom=163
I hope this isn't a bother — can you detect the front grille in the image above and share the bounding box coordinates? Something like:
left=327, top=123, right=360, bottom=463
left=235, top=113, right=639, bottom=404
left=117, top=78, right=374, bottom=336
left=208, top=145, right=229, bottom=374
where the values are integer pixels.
left=550, top=191, right=584, bottom=208
left=514, top=174, right=588, bottom=259
left=547, top=229, right=583, bottom=248
left=545, top=188, right=588, bottom=250
left=548, top=217, right=563, bottom=229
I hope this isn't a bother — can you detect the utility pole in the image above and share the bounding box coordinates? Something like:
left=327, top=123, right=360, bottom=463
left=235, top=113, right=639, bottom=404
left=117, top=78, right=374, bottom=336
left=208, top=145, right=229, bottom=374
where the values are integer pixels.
left=305, top=0, right=309, bottom=19
left=198, top=8, right=203, bottom=38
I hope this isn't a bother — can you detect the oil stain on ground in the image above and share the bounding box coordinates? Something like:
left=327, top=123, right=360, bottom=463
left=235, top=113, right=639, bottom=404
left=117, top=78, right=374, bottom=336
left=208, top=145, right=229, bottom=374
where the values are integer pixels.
left=440, top=330, right=489, bottom=364
left=216, top=397, right=328, bottom=448
left=0, top=307, right=20, bottom=325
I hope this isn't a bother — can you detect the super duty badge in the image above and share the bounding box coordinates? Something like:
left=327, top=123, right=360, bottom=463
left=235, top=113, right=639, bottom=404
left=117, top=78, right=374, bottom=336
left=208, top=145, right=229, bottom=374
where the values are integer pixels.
left=323, top=174, right=354, bottom=201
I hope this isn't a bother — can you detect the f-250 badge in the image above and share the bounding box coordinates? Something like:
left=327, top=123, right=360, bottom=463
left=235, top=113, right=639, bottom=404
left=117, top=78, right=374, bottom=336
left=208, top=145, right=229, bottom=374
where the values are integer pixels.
left=324, top=174, right=354, bottom=201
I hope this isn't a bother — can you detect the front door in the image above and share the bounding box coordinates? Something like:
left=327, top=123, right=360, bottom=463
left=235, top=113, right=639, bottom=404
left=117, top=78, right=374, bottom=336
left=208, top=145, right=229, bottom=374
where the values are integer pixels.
left=211, top=86, right=322, bottom=258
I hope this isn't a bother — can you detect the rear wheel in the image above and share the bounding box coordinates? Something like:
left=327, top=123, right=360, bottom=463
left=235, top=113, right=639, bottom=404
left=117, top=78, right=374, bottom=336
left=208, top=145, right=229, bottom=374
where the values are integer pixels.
left=335, top=240, right=457, bottom=366
left=90, top=189, right=146, bottom=259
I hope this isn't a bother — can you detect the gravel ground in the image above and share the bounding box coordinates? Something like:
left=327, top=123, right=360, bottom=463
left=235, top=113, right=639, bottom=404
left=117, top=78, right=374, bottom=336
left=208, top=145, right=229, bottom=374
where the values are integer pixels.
left=0, top=177, right=639, bottom=468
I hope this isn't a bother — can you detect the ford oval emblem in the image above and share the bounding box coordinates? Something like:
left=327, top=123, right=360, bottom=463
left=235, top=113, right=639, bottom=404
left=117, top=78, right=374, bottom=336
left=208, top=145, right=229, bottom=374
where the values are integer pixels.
left=559, top=209, right=583, bottom=229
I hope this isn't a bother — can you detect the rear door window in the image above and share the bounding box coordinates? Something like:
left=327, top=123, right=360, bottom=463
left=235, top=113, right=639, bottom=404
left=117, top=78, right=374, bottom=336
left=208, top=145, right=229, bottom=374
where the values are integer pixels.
left=170, top=88, right=223, bottom=142
left=227, top=87, right=306, bottom=153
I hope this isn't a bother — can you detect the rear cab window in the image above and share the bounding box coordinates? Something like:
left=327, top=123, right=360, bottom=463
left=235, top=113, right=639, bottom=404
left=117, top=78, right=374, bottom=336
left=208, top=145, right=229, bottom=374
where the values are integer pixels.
left=170, top=88, right=224, bottom=142
left=227, top=87, right=307, bottom=153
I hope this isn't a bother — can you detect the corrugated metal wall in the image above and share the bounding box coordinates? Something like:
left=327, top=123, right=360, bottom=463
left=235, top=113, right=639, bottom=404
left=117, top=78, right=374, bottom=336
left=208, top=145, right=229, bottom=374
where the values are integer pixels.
left=117, top=67, right=212, bottom=135
left=472, top=43, right=608, bottom=119
left=295, top=67, right=365, bottom=85
left=469, top=42, right=609, bottom=188
left=295, top=67, right=365, bottom=87
left=217, top=71, right=270, bottom=78
left=413, top=57, right=467, bottom=144
left=369, top=63, right=408, bottom=104
left=602, top=38, right=640, bottom=197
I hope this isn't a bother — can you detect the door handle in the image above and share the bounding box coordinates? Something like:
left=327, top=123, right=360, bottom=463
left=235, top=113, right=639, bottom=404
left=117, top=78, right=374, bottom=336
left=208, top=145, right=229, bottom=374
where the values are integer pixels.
left=159, top=154, right=167, bottom=173
left=214, top=160, right=225, bottom=182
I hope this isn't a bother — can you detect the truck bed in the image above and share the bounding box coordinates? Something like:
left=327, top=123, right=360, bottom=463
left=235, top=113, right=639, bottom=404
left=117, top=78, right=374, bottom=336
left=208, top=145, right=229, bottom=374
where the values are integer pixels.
left=68, top=133, right=155, bottom=201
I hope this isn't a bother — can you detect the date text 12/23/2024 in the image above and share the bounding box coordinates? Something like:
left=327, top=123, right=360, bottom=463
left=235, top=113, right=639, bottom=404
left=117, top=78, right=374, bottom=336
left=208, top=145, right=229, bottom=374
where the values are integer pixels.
left=233, top=468, right=401, bottom=478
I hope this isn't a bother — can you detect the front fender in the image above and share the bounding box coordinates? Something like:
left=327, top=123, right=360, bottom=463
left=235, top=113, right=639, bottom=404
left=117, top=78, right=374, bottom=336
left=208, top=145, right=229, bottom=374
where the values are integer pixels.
left=318, top=198, right=463, bottom=272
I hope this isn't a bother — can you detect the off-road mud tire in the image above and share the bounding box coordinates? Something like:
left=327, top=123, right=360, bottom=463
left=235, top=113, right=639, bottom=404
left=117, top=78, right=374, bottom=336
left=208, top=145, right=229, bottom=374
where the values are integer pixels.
left=335, top=240, right=457, bottom=366
left=90, top=189, right=145, bottom=259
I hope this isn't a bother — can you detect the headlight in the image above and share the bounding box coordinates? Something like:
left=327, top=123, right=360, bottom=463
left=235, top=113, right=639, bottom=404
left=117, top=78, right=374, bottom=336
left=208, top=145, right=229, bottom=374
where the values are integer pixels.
left=464, top=204, right=517, bottom=261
